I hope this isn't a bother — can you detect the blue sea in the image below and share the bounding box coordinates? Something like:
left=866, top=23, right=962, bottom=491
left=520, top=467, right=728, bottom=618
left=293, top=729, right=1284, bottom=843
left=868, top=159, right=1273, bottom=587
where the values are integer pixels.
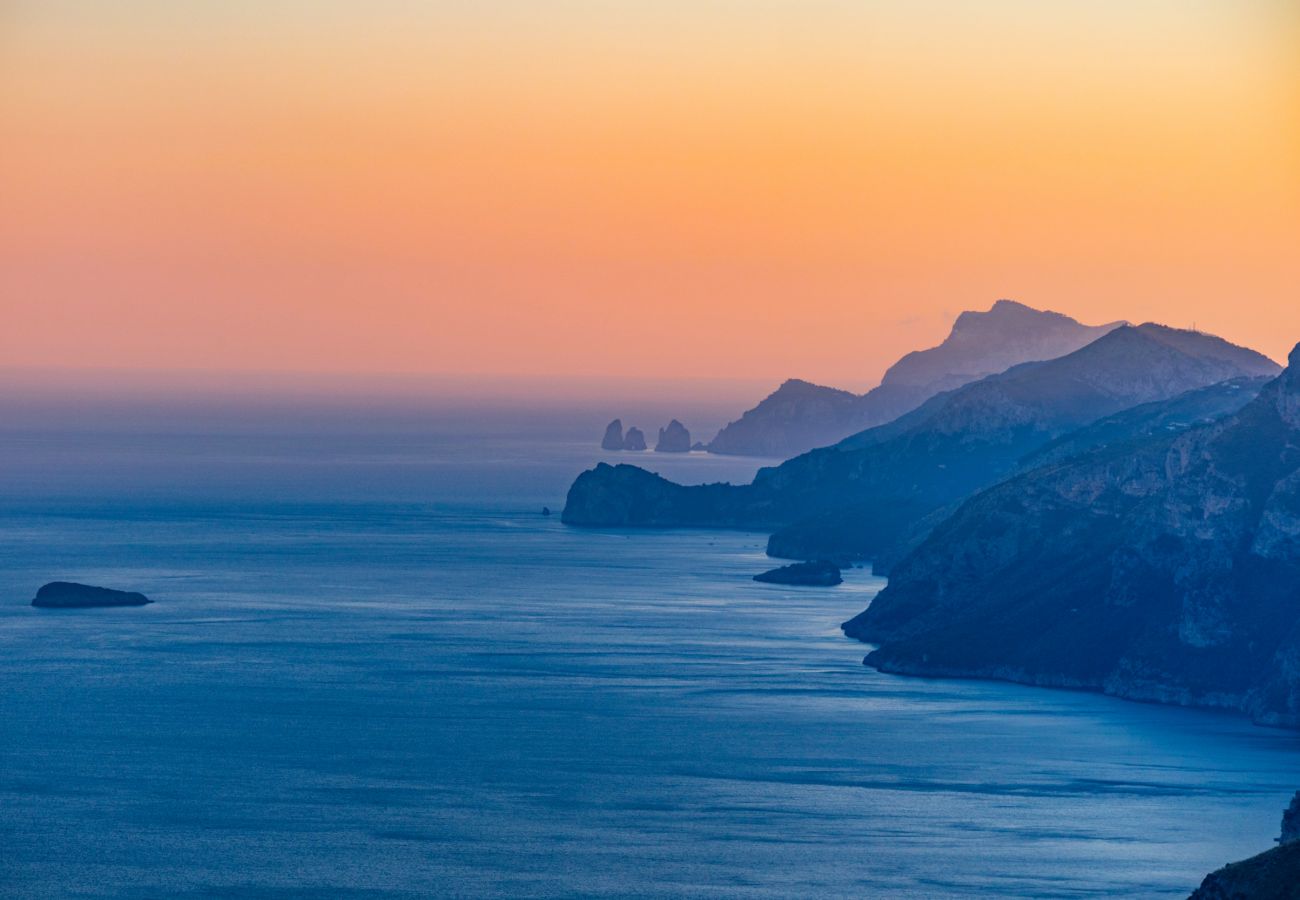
left=2, top=402, right=1299, bottom=898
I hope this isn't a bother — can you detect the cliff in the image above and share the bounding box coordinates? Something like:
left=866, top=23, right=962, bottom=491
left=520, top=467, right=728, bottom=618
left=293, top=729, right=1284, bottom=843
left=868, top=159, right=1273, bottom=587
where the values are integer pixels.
left=845, top=343, right=1300, bottom=727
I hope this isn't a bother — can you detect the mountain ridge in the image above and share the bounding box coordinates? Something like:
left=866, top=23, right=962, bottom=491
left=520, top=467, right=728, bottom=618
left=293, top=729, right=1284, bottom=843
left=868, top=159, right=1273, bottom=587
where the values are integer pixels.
left=564, top=325, right=1280, bottom=571
left=706, top=300, right=1123, bottom=458
left=843, top=342, right=1300, bottom=727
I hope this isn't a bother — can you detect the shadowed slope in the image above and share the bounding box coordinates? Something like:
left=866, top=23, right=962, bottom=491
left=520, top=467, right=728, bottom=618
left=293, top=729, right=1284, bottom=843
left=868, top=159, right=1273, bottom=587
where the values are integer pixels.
left=846, top=343, right=1300, bottom=727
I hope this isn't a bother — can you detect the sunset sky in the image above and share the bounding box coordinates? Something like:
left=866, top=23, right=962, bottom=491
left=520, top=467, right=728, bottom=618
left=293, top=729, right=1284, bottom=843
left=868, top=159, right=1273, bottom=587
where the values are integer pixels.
left=3, top=1, right=1298, bottom=387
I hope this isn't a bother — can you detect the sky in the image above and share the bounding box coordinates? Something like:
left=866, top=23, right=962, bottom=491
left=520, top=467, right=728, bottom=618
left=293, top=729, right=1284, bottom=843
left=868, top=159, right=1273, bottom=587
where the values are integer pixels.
left=2, top=1, right=1298, bottom=389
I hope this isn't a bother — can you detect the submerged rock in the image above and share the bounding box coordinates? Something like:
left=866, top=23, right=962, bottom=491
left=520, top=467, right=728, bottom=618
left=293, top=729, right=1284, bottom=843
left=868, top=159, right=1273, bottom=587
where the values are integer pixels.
left=753, top=560, right=842, bottom=586
left=622, top=427, right=647, bottom=451
left=601, top=419, right=625, bottom=451
left=655, top=419, right=691, bottom=453
left=32, top=581, right=152, bottom=608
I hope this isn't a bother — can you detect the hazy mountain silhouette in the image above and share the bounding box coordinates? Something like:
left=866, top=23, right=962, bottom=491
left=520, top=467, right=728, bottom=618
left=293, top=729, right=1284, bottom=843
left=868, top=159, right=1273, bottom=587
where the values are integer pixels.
left=706, top=299, right=1123, bottom=458
left=564, top=325, right=1279, bottom=568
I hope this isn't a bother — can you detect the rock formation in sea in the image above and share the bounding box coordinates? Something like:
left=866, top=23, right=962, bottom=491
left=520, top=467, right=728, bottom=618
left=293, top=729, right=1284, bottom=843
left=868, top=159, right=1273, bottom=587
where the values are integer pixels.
left=622, top=427, right=647, bottom=451
left=1190, top=792, right=1300, bottom=898
left=706, top=300, right=1124, bottom=458
left=845, top=342, right=1300, bottom=727
left=564, top=324, right=1279, bottom=569
left=655, top=420, right=691, bottom=453
left=31, top=581, right=152, bottom=608
left=752, top=560, right=842, bottom=586
left=601, top=419, right=625, bottom=450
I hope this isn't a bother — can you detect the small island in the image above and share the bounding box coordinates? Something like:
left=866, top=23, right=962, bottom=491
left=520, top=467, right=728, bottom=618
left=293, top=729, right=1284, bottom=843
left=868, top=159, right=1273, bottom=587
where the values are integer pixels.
left=31, top=581, right=152, bottom=608
left=753, top=560, right=842, bottom=587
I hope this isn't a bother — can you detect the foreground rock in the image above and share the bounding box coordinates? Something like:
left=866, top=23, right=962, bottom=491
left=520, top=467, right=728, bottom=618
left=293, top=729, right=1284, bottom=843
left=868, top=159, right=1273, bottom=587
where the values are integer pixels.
left=753, top=561, right=842, bottom=586
left=601, top=419, right=625, bottom=450
left=32, top=582, right=152, bottom=608
left=846, top=342, right=1300, bottom=727
left=1190, top=792, right=1300, bottom=898
left=655, top=419, right=691, bottom=453
left=707, top=300, right=1124, bottom=458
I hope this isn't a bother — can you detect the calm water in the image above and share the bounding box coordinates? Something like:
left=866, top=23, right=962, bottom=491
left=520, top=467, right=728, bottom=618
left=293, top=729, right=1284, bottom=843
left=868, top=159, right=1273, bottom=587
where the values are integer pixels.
left=2, top=420, right=1299, bottom=898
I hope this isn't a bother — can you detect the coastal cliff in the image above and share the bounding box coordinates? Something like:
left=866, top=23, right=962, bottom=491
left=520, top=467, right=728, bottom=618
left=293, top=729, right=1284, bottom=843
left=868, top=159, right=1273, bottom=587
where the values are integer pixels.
left=566, top=324, right=1279, bottom=567
left=846, top=343, right=1300, bottom=727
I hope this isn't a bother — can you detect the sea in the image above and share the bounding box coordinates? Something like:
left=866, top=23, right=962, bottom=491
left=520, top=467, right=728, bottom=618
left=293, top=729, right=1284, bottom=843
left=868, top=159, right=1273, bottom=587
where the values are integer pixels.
left=2, top=386, right=1298, bottom=898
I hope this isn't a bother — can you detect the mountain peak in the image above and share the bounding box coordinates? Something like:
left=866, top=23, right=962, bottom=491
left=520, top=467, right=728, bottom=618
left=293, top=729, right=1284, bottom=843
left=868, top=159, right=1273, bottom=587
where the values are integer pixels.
left=881, top=300, right=1122, bottom=390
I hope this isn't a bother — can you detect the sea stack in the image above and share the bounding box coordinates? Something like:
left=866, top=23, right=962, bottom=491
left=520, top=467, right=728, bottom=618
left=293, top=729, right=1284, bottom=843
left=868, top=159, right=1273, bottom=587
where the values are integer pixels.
left=655, top=420, right=691, bottom=453
left=601, top=419, right=625, bottom=450
left=31, top=581, right=152, bottom=608
left=623, top=427, right=647, bottom=451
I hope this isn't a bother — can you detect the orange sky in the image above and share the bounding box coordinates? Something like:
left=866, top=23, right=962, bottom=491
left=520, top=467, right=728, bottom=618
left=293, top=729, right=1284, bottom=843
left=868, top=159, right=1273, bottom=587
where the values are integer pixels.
left=2, top=1, right=1297, bottom=387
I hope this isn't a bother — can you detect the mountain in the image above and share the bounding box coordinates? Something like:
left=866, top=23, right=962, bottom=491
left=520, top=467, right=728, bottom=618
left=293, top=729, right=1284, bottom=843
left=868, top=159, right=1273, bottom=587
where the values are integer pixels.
left=704, top=378, right=910, bottom=459
left=565, top=324, right=1280, bottom=567
left=844, top=342, right=1300, bottom=727
left=858, top=376, right=1273, bottom=576
left=1017, top=376, right=1271, bottom=471
left=879, top=299, right=1123, bottom=393
left=706, top=300, right=1123, bottom=458
left=763, top=324, right=1278, bottom=561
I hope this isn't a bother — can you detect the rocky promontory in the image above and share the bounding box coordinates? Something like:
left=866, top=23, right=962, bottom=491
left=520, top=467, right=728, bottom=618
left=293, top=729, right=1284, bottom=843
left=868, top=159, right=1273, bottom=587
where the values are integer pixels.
left=32, top=581, right=152, bottom=608
left=753, top=561, right=842, bottom=586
